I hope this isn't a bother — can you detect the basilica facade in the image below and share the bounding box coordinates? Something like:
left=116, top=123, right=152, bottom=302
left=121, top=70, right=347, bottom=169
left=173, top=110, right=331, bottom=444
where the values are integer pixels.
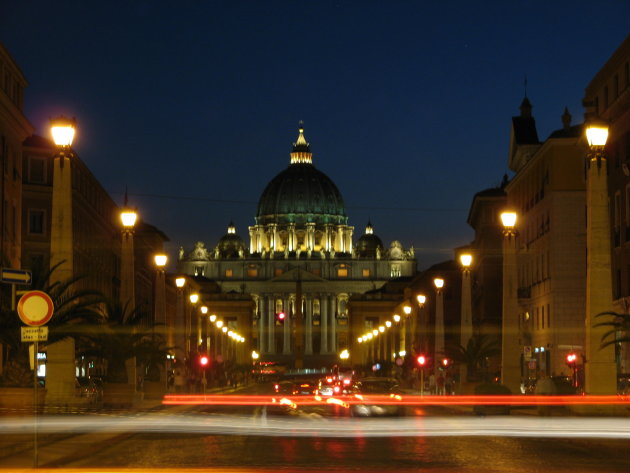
left=178, top=126, right=415, bottom=366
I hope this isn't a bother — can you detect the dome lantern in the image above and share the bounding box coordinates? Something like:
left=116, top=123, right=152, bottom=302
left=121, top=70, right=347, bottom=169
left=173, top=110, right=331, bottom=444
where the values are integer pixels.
left=290, top=121, right=313, bottom=164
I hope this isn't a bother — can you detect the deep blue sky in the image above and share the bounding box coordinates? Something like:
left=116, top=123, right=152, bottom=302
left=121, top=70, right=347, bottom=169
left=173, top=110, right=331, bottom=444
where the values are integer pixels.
left=2, top=1, right=629, bottom=269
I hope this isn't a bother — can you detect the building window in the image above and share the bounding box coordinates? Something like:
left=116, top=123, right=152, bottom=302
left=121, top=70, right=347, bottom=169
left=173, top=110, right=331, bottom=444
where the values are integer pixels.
left=337, top=268, right=348, bottom=278
left=274, top=268, right=283, bottom=277
left=362, top=268, right=370, bottom=277
left=247, top=268, right=258, bottom=277
left=225, top=269, right=233, bottom=278
left=311, top=268, right=321, bottom=276
left=390, top=265, right=401, bottom=278
left=28, top=157, right=46, bottom=184
left=28, top=209, right=45, bottom=235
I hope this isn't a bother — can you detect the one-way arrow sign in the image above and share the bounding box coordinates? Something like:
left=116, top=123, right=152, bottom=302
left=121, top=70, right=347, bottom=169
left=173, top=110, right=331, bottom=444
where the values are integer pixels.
left=1, top=268, right=32, bottom=285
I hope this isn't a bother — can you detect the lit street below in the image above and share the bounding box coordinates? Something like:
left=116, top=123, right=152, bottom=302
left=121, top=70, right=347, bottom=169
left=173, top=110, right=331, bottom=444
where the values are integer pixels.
left=2, top=404, right=630, bottom=472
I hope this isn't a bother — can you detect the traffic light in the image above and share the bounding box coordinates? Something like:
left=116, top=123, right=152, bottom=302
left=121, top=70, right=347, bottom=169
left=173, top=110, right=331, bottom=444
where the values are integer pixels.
left=417, top=355, right=426, bottom=366
left=199, top=354, right=209, bottom=367
left=566, top=353, right=577, bottom=365
left=276, top=312, right=286, bottom=324
left=442, top=358, right=449, bottom=367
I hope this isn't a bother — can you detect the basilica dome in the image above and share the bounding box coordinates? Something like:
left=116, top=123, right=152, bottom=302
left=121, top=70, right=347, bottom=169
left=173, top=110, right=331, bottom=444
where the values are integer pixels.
left=255, top=126, right=347, bottom=226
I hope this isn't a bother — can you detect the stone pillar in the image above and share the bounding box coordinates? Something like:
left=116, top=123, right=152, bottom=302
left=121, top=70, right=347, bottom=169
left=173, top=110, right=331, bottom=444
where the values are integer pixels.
left=330, top=296, right=337, bottom=354
left=267, top=296, right=275, bottom=354
left=585, top=152, right=617, bottom=394
left=321, top=295, right=328, bottom=354
left=50, top=152, right=73, bottom=282
left=283, top=296, right=291, bottom=355
left=435, top=289, right=445, bottom=377
left=501, top=232, right=521, bottom=393
left=305, top=296, right=313, bottom=355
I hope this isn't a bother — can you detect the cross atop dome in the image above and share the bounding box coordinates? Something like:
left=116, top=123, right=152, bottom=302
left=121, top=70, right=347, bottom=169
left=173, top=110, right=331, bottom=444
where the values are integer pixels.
left=290, top=121, right=313, bottom=164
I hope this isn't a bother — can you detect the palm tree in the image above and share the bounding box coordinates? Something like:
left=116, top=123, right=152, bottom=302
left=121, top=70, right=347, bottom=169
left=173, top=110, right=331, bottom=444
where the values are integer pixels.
left=0, top=260, right=104, bottom=386
left=86, top=300, right=170, bottom=384
left=595, top=311, right=630, bottom=347
left=446, top=333, right=500, bottom=382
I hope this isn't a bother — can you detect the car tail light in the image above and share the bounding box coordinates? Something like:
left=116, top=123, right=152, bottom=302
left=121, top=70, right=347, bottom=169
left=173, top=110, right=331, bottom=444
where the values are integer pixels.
left=333, top=385, right=341, bottom=393
left=343, top=379, right=351, bottom=385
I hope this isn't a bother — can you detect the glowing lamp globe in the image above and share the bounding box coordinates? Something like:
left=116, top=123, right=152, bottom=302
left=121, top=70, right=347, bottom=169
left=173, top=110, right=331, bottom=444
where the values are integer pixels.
left=50, top=116, right=76, bottom=147
left=154, top=254, right=168, bottom=267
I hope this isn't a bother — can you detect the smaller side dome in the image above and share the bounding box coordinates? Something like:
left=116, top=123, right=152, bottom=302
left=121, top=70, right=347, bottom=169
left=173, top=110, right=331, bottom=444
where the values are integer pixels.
left=355, top=221, right=384, bottom=258
left=216, top=222, right=246, bottom=259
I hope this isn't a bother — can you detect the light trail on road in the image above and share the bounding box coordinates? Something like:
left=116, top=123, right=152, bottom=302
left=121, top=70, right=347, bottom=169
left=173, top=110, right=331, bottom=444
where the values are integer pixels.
left=162, top=393, right=630, bottom=406
left=2, top=414, right=630, bottom=439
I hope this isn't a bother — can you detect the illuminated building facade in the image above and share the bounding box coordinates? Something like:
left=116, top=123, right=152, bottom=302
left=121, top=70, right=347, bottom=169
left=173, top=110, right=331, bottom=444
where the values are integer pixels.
left=583, top=35, right=630, bottom=375
left=504, top=98, right=588, bottom=383
left=178, top=126, right=416, bottom=366
left=0, top=43, right=33, bottom=271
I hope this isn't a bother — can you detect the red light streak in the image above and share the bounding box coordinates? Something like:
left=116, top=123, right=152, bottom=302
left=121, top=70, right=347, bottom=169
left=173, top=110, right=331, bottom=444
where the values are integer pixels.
left=162, top=394, right=630, bottom=406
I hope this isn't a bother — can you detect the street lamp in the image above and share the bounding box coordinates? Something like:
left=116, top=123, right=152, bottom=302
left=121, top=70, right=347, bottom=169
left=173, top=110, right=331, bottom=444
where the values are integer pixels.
left=120, top=203, right=138, bottom=311
left=459, top=252, right=473, bottom=387
left=501, top=210, right=521, bottom=392
left=49, top=116, right=77, bottom=283
left=584, top=118, right=616, bottom=394
left=433, top=277, right=445, bottom=377
left=47, top=116, right=78, bottom=404
left=174, top=276, right=186, bottom=362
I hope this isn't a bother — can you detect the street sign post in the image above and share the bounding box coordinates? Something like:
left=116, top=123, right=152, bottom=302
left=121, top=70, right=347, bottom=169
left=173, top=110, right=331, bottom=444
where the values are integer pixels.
left=17, top=291, right=54, bottom=326
left=21, top=326, right=48, bottom=342
left=1, top=267, right=32, bottom=285
left=16, top=290, right=53, bottom=469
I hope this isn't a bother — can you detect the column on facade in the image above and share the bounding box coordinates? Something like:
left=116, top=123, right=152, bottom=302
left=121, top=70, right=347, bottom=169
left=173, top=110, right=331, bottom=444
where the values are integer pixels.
left=257, top=226, right=265, bottom=253
left=345, top=227, right=353, bottom=254
left=267, top=296, right=275, bottom=354
left=324, top=224, right=332, bottom=251
left=330, top=295, right=337, bottom=354
left=288, top=224, right=296, bottom=251
left=258, top=295, right=266, bottom=354
left=283, top=295, right=291, bottom=355
left=249, top=227, right=256, bottom=254
left=320, top=294, right=329, bottom=354
left=305, top=296, right=313, bottom=355
left=271, top=224, right=278, bottom=252
left=306, top=223, right=315, bottom=252
left=337, top=226, right=344, bottom=252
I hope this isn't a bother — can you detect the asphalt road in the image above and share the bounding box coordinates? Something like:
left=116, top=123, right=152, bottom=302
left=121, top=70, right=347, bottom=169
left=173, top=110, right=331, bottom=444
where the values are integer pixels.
left=2, top=404, right=630, bottom=472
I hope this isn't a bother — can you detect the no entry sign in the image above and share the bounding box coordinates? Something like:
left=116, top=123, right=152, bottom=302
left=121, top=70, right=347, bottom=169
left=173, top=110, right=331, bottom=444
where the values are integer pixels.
left=17, top=290, right=54, bottom=326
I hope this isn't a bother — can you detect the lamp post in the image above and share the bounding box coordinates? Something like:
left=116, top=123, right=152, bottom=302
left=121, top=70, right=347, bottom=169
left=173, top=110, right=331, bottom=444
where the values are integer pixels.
left=500, top=211, right=521, bottom=393
left=393, top=313, right=401, bottom=360
left=153, top=253, right=168, bottom=387
left=402, top=305, right=412, bottom=354
left=47, top=116, right=77, bottom=404
left=416, top=294, right=426, bottom=353
left=49, top=116, right=76, bottom=283
left=433, top=277, right=445, bottom=377
left=584, top=120, right=617, bottom=394
left=174, top=277, right=186, bottom=363
left=120, top=205, right=138, bottom=311
left=188, top=293, right=199, bottom=360
left=459, top=253, right=473, bottom=387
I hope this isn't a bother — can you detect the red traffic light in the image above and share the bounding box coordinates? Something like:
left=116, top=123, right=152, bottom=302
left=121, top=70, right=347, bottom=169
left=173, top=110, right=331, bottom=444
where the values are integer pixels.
left=417, top=355, right=426, bottom=366
left=277, top=312, right=285, bottom=320
left=566, top=353, right=577, bottom=364
left=442, top=358, right=449, bottom=367
left=199, top=355, right=209, bottom=366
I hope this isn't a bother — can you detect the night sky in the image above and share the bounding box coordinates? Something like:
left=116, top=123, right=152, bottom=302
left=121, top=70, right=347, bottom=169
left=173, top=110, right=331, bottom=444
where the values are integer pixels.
left=2, top=1, right=629, bottom=270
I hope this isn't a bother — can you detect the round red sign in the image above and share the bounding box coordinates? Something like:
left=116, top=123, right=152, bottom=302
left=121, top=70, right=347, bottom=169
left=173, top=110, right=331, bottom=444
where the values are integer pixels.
left=17, top=290, right=54, bottom=326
